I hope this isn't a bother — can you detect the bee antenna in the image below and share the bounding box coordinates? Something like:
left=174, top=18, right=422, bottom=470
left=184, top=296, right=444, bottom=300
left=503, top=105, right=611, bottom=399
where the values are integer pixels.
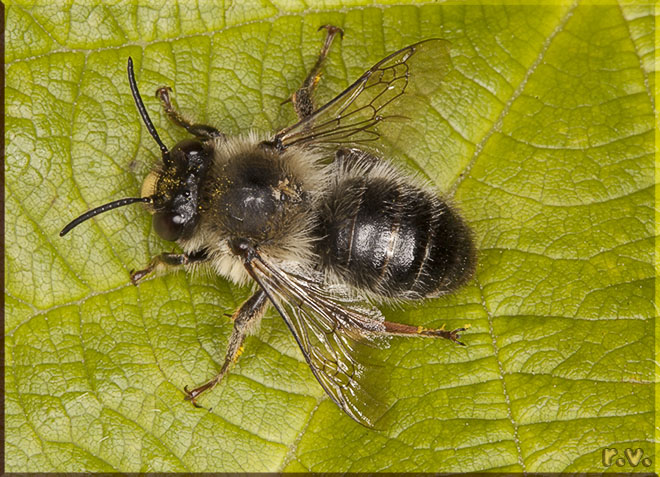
left=127, top=57, right=169, bottom=158
left=60, top=196, right=152, bottom=237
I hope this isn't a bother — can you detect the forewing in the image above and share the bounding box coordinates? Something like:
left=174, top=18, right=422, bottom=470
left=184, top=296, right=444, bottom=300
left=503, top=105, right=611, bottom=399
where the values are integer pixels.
left=273, top=39, right=451, bottom=151
left=247, top=256, right=389, bottom=427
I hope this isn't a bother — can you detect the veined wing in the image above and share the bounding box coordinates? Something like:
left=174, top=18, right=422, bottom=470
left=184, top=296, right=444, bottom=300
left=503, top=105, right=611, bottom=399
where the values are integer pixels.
left=244, top=254, right=389, bottom=428
left=272, top=39, right=451, bottom=150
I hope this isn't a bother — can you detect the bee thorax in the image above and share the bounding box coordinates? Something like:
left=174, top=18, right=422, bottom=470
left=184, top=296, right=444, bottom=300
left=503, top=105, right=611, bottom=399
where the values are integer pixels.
left=216, top=153, right=298, bottom=239
left=193, top=137, right=321, bottom=270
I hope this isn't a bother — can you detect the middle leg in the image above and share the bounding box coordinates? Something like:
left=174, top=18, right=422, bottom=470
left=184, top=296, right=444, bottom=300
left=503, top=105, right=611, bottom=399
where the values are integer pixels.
left=291, top=25, right=344, bottom=120
left=184, top=289, right=269, bottom=406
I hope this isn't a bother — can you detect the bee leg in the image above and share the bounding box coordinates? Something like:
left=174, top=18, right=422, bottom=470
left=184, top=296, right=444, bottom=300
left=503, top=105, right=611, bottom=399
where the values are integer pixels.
left=184, top=290, right=269, bottom=406
left=290, top=24, right=344, bottom=120
left=155, top=86, right=225, bottom=140
left=381, top=320, right=469, bottom=346
left=130, top=249, right=209, bottom=285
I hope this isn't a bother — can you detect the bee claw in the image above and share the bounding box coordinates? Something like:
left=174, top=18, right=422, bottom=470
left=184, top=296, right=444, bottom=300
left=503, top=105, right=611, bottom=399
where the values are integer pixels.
left=318, top=24, right=344, bottom=39
left=449, top=327, right=467, bottom=346
left=130, top=269, right=148, bottom=285
left=183, top=385, right=204, bottom=408
left=155, top=85, right=173, bottom=99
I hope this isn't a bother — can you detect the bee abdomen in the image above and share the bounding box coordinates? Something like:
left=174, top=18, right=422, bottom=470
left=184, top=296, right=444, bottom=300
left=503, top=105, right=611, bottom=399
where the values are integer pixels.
left=318, top=175, right=475, bottom=299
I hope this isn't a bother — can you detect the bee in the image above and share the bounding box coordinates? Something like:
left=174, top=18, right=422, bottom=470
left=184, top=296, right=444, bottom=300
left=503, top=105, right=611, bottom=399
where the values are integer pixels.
left=60, top=26, right=476, bottom=427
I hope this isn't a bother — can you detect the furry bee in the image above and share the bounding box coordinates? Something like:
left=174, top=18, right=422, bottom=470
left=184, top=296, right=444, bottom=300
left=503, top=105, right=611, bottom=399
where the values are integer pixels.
left=61, top=26, right=476, bottom=427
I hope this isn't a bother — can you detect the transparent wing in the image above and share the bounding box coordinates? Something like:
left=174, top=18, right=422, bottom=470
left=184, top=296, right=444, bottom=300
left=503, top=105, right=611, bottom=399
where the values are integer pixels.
left=272, top=39, right=451, bottom=151
left=245, top=255, right=390, bottom=427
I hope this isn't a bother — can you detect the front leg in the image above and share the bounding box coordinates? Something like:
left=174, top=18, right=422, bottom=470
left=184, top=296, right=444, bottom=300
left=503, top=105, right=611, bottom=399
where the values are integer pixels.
left=130, top=249, right=209, bottom=285
left=184, top=290, right=269, bottom=406
left=156, top=87, right=225, bottom=140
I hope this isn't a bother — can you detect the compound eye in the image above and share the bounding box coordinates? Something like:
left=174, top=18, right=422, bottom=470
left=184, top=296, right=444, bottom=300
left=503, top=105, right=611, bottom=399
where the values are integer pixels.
left=153, top=211, right=185, bottom=241
left=170, top=139, right=205, bottom=167
left=177, top=139, right=205, bottom=156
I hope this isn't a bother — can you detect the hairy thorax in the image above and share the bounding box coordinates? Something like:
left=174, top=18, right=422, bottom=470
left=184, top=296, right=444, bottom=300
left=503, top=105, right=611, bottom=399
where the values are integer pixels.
left=178, top=135, right=324, bottom=284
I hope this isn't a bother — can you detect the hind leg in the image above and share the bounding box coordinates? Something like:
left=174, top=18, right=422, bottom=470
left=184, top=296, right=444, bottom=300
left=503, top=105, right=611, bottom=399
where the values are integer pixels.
left=382, top=320, right=469, bottom=346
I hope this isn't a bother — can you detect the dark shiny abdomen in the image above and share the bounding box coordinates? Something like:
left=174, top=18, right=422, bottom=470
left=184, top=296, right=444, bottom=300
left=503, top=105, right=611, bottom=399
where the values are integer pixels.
left=317, top=176, right=475, bottom=299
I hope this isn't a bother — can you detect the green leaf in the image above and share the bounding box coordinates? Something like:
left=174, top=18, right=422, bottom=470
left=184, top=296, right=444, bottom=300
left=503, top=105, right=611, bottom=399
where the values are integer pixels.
left=5, top=0, right=655, bottom=473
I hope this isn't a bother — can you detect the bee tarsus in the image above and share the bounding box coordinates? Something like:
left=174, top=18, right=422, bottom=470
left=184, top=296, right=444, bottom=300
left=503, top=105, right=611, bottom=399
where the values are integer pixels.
left=156, top=86, right=225, bottom=140
left=184, top=289, right=268, bottom=404
left=290, top=24, right=344, bottom=120
left=129, top=249, right=209, bottom=285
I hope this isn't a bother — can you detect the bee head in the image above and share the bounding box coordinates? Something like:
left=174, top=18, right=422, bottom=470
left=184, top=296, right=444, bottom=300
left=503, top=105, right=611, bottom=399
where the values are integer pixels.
left=142, top=138, right=210, bottom=241
left=60, top=57, right=209, bottom=242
